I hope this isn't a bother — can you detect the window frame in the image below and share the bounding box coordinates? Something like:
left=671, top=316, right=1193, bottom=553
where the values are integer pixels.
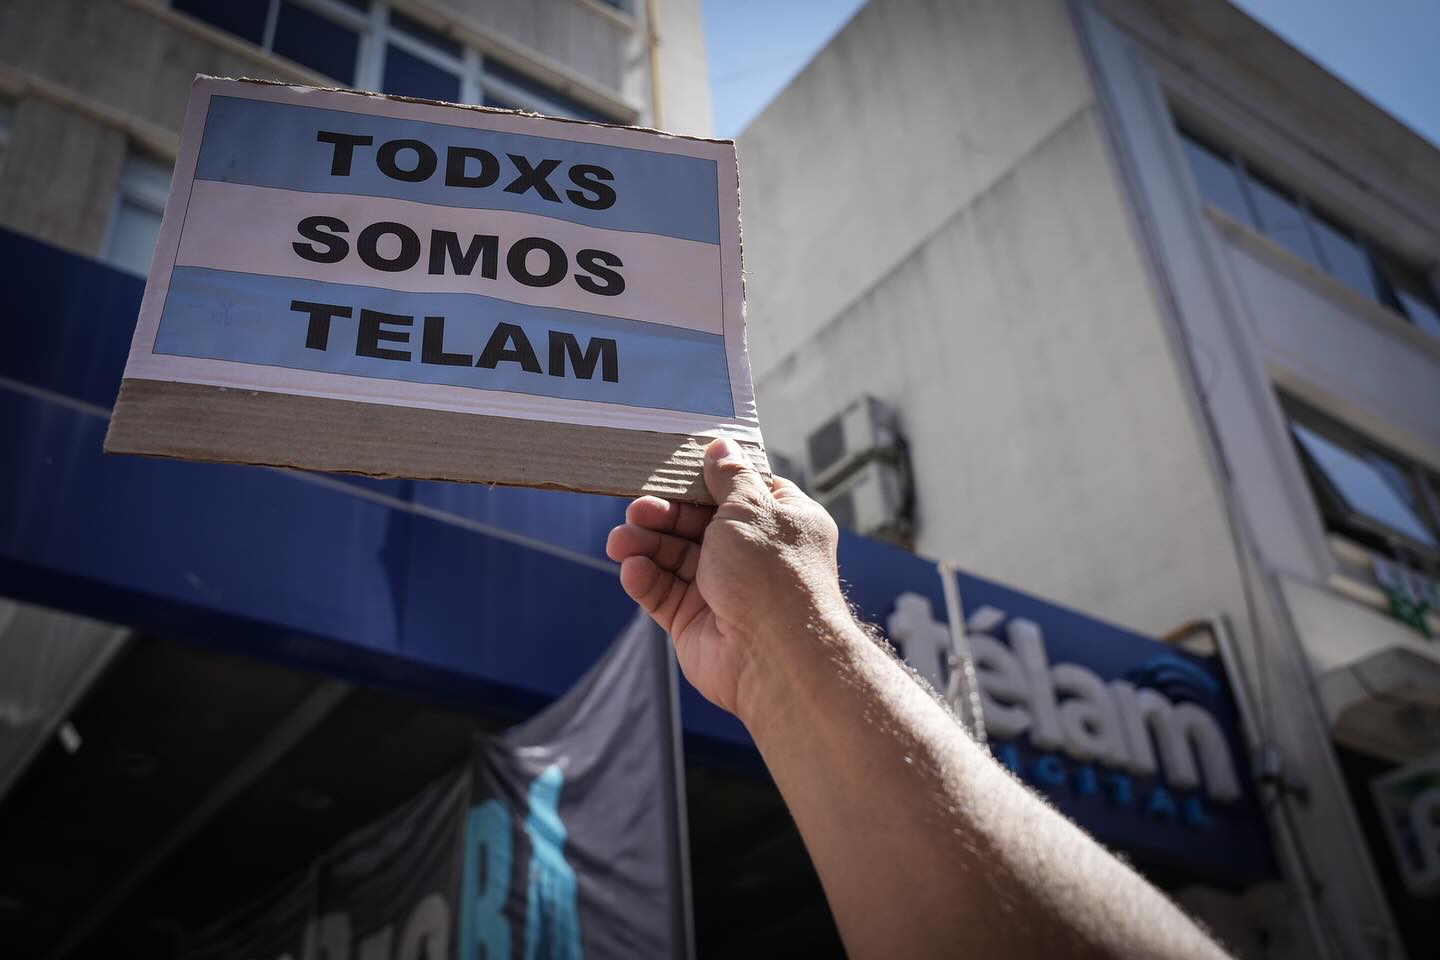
left=268, top=0, right=369, bottom=87
left=1175, top=126, right=1257, bottom=229
left=168, top=0, right=620, bottom=122
left=1281, top=393, right=1440, bottom=570
left=1238, top=164, right=1327, bottom=270
left=1174, top=120, right=1440, bottom=341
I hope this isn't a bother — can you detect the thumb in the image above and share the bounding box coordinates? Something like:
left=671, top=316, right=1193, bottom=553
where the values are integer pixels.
left=703, top=437, right=770, bottom=511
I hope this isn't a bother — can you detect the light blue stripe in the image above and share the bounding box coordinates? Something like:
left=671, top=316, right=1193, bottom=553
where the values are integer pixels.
left=154, top=266, right=734, bottom=417
left=195, top=96, right=720, bottom=245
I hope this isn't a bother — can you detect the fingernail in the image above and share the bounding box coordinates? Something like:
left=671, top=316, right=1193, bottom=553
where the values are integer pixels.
left=706, top=437, right=740, bottom=463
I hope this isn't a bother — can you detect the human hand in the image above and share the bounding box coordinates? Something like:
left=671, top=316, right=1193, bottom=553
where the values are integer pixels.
left=605, top=437, right=848, bottom=719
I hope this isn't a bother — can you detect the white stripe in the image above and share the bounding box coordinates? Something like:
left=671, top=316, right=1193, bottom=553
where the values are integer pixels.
left=175, top=181, right=724, bottom=335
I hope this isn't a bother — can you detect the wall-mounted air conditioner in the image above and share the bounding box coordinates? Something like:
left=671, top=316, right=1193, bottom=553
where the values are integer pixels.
left=805, top=395, right=899, bottom=492
left=818, top=459, right=908, bottom=543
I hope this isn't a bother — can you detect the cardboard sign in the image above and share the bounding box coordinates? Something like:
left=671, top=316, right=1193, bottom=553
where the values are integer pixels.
left=104, top=77, right=764, bottom=502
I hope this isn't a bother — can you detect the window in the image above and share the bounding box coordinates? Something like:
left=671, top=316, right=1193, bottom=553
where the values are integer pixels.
left=1177, top=130, right=1253, bottom=229
left=379, top=8, right=466, bottom=102
left=1245, top=172, right=1324, bottom=269
left=482, top=58, right=614, bottom=123
left=1291, top=424, right=1436, bottom=548
left=1284, top=395, right=1440, bottom=564
left=103, top=152, right=172, bottom=277
left=271, top=1, right=362, bottom=85
left=1175, top=122, right=1440, bottom=342
left=176, top=0, right=365, bottom=85
left=169, top=0, right=622, bottom=122
left=1309, top=213, right=1382, bottom=302
left=383, top=44, right=462, bottom=101
left=388, top=9, right=460, bottom=58
left=1382, top=262, right=1440, bottom=339
left=173, top=0, right=268, bottom=44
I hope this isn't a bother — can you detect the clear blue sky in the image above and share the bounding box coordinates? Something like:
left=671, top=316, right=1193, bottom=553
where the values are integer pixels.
left=702, top=0, right=1440, bottom=146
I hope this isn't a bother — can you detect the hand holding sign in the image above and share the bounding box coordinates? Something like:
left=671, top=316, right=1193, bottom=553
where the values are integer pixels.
left=607, top=438, right=843, bottom=717
left=106, top=77, right=767, bottom=502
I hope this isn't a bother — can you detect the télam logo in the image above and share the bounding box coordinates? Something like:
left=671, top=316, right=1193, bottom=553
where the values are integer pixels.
left=887, top=593, right=1241, bottom=806
left=968, top=605, right=1241, bottom=803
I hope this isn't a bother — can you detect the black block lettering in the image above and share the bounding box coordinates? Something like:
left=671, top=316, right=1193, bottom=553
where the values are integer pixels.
left=357, top=309, right=413, bottom=361
left=503, top=155, right=561, bottom=202
left=574, top=249, right=625, bottom=296
left=566, top=164, right=616, bottom=210
left=291, top=300, right=352, bottom=351
left=315, top=131, right=373, bottom=176
left=548, top=330, right=618, bottom=382
left=476, top=322, right=541, bottom=374
left=506, top=237, right=567, bottom=288
left=421, top=316, right=473, bottom=366
left=357, top=221, right=422, bottom=272
left=445, top=146, right=499, bottom=188
left=428, top=231, right=498, bottom=277
left=377, top=139, right=437, bottom=183
left=293, top=215, right=350, bottom=264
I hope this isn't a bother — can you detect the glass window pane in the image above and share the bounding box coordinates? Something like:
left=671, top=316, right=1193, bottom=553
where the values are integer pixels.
left=484, top=59, right=614, bottom=122
left=1310, top=214, right=1382, bottom=301
left=1291, top=423, right=1437, bottom=547
left=104, top=199, right=163, bottom=278
left=1396, top=287, right=1440, bottom=339
left=172, top=0, right=268, bottom=44
left=1246, top=172, right=1324, bottom=268
left=382, top=44, right=461, bottom=102
left=483, top=96, right=518, bottom=111
left=1177, top=131, right=1253, bottom=227
left=120, top=153, right=173, bottom=205
left=389, top=10, right=461, bottom=59
left=272, top=1, right=359, bottom=84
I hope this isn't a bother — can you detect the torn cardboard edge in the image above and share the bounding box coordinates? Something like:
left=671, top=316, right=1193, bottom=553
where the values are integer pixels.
left=217, top=74, right=738, bottom=147
left=103, top=379, right=770, bottom=506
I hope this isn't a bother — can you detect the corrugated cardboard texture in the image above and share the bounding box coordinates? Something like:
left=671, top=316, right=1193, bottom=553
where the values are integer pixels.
left=104, top=378, right=768, bottom=505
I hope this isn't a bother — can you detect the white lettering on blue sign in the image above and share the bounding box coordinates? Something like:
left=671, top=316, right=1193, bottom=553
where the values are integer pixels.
left=966, top=607, right=1241, bottom=802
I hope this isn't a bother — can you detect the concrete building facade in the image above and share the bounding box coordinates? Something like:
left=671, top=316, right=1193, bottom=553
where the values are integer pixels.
left=740, top=0, right=1440, bottom=956
left=0, top=2, right=797, bottom=956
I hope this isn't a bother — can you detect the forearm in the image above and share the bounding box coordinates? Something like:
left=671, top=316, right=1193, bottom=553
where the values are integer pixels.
left=737, top=609, right=1228, bottom=960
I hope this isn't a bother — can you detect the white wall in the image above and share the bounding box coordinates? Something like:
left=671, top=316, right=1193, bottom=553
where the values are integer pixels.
left=741, top=0, right=1245, bottom=638
left=739, top=0, right=1097, bottom=382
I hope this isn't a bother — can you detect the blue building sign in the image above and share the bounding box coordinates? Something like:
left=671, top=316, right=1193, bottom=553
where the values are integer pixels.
left=0, top=226, right=1274, bottom=892
left=838, top=535, right=1276, bottom=888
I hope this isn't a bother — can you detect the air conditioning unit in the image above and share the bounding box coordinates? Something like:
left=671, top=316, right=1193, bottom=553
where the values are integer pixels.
left=805, top=395, right=899, bottom=491
left=818, top=459, right=907, bottom=543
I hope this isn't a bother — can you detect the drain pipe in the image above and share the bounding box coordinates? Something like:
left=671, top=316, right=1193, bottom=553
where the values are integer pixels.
left=1200, top=614, right=1340, bottom=960
left=644, top=0, right=664, bottom=129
